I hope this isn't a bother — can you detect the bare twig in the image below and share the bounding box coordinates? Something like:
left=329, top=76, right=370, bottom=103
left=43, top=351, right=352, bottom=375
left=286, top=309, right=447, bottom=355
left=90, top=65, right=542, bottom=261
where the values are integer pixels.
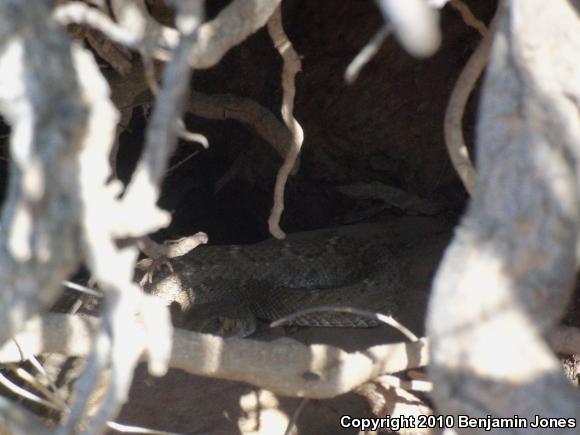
left=84, top=28, right=133, bottom=75
left=449, top=0, right=487, bottom=36
left=136, top=232, right=209, bottom=285
left=0, top=371, right=62, bottom=411
left=176, top=118, right=209, bottom=148
left=106, top=420, right=185, bottom=435
left=137, top=45, right=210, bottom=150
left=270, top=306, right=419, bottom=342
left=53, top=2, right=147, bottom=52
left=60, top=31, right=170, bottom=435
left=165, top=149, right=200, bottom=175
left=59, top=44, right=143, bottom=434
left=7, top=353, right=69, bottom=411
left=284, top=399, right=309, bottom=435
left=267, top=5, right=304, bottom=240
left=137, top=233, right=209, bottom=264
left=112, top=0, right=282, bottom=69
left=119, top=1, right=204, bottom=237
left=0, top=0, right=87, bottom=361
left=5, top=364, right=61, bottom=408
left=106, top=68, right=296, bottom=174
left=187, top=0, right=283, bottom=69
left=60, top=3, right=207, bottom=432
left=62, top=280, right=103, bottom=298
left=345, top=25, right=391, bottom=84
left=189, top=91, right=295, bottom=160
left=443, top=7, right=498, bottom=196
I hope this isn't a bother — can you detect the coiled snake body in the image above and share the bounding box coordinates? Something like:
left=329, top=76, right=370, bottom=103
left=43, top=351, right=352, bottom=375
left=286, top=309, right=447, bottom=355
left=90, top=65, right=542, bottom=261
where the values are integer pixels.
left=143, top=223, right=404, bottom=335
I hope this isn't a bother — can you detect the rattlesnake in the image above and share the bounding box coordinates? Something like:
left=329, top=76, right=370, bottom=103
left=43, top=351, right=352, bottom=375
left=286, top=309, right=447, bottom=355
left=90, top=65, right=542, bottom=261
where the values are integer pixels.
left=142, top=222, right=408, bottom=335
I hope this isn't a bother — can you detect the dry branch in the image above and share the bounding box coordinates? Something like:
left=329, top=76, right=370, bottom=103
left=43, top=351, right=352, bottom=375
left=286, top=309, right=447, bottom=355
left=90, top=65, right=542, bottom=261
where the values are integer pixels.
left=0, top=0, right=86, bottom=354
left=428, top=0, right=580, bottom=425
left=54, top=2, right=146, bottom=52
left=0, top=1, right=173, bottom=431
left=0, top=0, right=220, bottom=431
left=105, top=67, right=296, bottom=180
left=267, top=5, right=304, bottom=240
left=118, top=1, right=204, bottom=238
left=56, top=0, right=292, bottom=175
left=0, top=314, right=429, bottom=400
left=59, top=33, right=173, bottom=435
left=188, top=91, right=294, bottom=160
left=111, top=0, right=282, bottom=69
left=345, top=25, right=391, bottom=84
left=187, top=0, right=283, bottom=69
left=443, top=4, right=497, bottom=196
left=84, top=29, right=133, bottom=75
left=449, top=0, right=487, bottom=36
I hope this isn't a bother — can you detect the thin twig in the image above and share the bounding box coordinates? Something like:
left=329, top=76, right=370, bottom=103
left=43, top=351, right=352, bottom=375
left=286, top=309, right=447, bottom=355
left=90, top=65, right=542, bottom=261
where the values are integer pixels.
left=284, top=398, right=309, bottom=435
left=25, top=355, right=69, bottom=409
left=62, top=280, right=103, bottom=298
left=141, top=49, right=209, bottom=151
left=450, top=0, right=487, bottom=36
left=0, top=372, right=62, bottom=411
left=9, top=339, right=68, bottom=411
left=270, top=306, right=419, bottom=342
left=345, top=25, right=391, bottom=84
left=5, top=364, right=67, bottom=411
left=266, top=5, right=304, bottom=240
left=176, top=119, right=209, bottom=148
left=443, top=7, right=499, bottom=196
left=165, top=149, right=200, bottom=175
left=53, top=2, right=148, bottom=52
left=106, top=420, right=186, bottom=435
left=62, top=30, right=171, bottom=435
left=188, top=90, right=294, bottom=159
left=120, top=0, right=206, bottom=237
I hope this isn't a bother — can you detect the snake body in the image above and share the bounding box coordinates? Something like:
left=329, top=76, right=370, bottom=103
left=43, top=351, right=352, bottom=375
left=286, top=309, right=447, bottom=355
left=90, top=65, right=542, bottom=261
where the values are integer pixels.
left=143, top=223, right=405, bottom=333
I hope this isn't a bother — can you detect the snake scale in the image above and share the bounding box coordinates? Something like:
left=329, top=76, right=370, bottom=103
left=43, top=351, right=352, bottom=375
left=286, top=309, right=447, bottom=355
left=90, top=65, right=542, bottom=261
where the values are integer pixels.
left=142, top=223, right=408, bottom=335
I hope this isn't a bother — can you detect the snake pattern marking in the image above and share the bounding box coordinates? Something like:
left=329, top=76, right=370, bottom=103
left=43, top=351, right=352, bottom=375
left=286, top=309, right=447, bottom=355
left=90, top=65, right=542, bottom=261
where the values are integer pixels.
left=142, top=223, right=405, bottom=334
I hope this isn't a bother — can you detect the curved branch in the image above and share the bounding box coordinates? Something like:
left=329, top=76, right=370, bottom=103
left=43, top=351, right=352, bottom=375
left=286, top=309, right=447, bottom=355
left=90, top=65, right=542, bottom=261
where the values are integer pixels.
left=0, top=0, right=86, bottom=347
left=188, top=91, right=293, bottom=159
left=267, top=5, right=304, bottom=240
left=111, top=0, right=282, bottom=69
left=1, top=314, right=429, bottom=400
left=443, top=6, right=499, bottom=196
left=429, top=0, right=580, bottom=422
left=449, top=0, right=487, bottom=36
